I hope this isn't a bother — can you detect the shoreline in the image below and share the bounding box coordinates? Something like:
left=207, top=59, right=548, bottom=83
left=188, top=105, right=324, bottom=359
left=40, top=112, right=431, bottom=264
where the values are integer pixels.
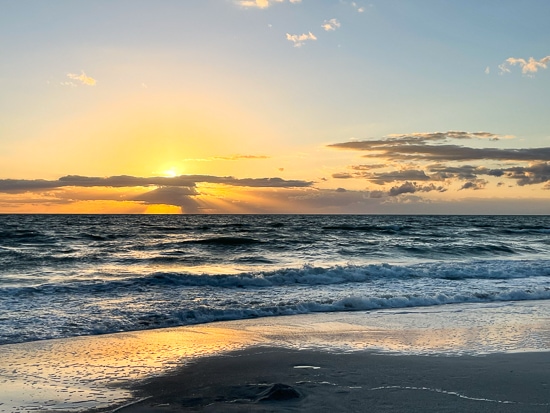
left=1, top=301, right=550, bottom=412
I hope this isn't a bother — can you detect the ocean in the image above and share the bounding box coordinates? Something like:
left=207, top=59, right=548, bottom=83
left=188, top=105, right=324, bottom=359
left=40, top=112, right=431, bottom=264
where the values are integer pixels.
left=1, top=214, right=549, bottom=346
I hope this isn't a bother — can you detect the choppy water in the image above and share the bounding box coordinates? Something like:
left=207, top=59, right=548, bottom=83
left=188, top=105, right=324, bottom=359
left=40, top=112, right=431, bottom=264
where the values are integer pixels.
left=1, top=214, right=549, bottom=345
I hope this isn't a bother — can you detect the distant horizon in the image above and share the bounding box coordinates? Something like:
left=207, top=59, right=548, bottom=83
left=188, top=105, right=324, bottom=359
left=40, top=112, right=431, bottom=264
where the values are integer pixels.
left=2, top=212, right=549, bottom=216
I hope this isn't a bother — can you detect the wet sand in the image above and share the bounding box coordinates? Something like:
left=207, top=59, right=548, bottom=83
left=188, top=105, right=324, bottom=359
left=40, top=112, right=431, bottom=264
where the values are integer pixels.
left=1, top=302, right=550, bottom=412
left=111, top=347, right=550, bottom=413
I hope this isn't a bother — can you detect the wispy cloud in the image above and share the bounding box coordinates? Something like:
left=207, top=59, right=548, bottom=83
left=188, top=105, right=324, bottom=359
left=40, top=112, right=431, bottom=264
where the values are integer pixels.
left=498, top=55, right=550, bottom=76
left=181, top=155, right=270, bottom=162
left=336, top=144, right=550, bottom=163
left=322, top=18, right=341, bottom=32
left=238, top=0, right=300, bottom=9
left=332, top=173, right=354, bottom=179
left=351, top=2, right=366, bottom=13
left=362, top=170, right=432, bottom=185
left=327, top=131, right=549, bottom=163
left=286, top=32, right=317, bottom=47
left=66, top=71, right=97, bottom=86
left=213, top=154, right=270, bottom=161
left=239, top=0, right=270, bottom=8
left=384, top=131, right=505, bottom=142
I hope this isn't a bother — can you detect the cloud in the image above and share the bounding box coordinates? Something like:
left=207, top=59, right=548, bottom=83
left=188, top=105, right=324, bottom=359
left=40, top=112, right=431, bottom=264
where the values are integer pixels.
left=66, top=71, right=96, bottom=86
left=322, top=19, right=341, bottom=31
left=388, top=182, right=419, bottom=197
left=328, top=131, right=550, bottom=162
left=2, top=180, right=547, bottom=214
left=278, top=188, right=379, bottom=211
left=332, top=173, right=354, bottom=179
left=427, top=163, right=550, bottom=186
left=330, top=131, right=504, bottom=148
left=334, top=168, right=433, bottom=184
left=182, top=155, right=270, bottom=162
left=351, top=2, right=366, bottom=13
left=378, top=146, right=550, bottom=162
left=335, top=161, right=550, bottom=188
left=327, top=130, right=550, bottom=192
left=133, top=186, right=200, bottom=213
left=499, top=55, right=550, bottom=75
left=500, top=162, right=550, bottom=186
left=239, top=0, right=269, bottom=7
left=350, top=164, right=387, bottom=170
left=387, top=182, right=446, bottom=197
left=459, top=180, right=487, bottom=191
left=401, top=146, right=543, bottom=162
left=427, top=164, right=503, bottom=180
left=220, top=177, right=313, bottom=187
left=364, top=169, right=432, bottom=185
left=213, top=154, right=270, bottom=160
left=286, top=32, right=317, bottom=47
left=0, top=174, right=313, bottom=194
left=368, top=190, right=385, bottom=199
left=329, top=179, right=446, bottom=198
left=238, top=0, right=300, bottom=9
left=485, top=66, right=490, bottom=75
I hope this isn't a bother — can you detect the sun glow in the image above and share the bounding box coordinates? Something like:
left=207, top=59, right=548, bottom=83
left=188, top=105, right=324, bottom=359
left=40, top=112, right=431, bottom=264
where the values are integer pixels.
left=144, top=204, right=181, bottom=214
left=162, top=168, right=179, bottom=178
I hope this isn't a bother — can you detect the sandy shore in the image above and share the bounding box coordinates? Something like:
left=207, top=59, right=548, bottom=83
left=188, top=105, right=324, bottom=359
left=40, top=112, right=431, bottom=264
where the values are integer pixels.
left=1, top=301, right=550, bottom=412
left=107, top=347, right=550, bottom=413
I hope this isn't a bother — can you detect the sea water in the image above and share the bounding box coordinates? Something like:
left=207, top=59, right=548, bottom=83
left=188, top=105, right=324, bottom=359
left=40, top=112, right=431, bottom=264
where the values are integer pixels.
left=1, top=214, right=549, bottom=345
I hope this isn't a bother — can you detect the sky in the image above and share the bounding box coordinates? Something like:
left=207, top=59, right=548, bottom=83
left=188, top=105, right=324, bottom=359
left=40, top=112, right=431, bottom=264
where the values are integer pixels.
left=1, top=0, right=550, bottom=214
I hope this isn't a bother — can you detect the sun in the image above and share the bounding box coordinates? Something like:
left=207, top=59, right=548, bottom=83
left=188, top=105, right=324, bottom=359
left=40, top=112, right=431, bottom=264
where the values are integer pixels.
left=161, top=167, right=179, bottom=178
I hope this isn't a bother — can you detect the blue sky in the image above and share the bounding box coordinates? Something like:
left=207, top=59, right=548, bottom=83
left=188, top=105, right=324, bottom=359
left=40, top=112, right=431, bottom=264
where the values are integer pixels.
left=1, top=0, right=549, bottom=213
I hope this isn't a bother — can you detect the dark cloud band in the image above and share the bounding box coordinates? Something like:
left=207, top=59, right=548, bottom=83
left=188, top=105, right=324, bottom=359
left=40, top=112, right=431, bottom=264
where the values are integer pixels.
left=0, top=174, right=313, bottom=193
left=328, top=131, right=550, bottom=189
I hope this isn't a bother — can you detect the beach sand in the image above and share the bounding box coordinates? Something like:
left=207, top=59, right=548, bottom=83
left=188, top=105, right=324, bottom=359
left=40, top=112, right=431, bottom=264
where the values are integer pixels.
left=1, top=301, right=549, bottom=412
left=111, top=347, right=550, bottom=413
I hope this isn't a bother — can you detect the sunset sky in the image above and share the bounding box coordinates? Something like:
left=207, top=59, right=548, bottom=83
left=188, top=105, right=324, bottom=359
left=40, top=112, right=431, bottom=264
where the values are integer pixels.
left=1, top=0, right=550, bottom=213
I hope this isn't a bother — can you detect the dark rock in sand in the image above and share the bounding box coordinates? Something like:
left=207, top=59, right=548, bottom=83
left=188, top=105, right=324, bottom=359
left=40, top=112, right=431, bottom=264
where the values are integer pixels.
left=257, top=383, right=301, bottom=402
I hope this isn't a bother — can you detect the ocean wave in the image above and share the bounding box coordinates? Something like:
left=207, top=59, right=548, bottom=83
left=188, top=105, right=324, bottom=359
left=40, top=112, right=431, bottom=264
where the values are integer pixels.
left=3, top=259, right=548, bottom=295
left=116, top=260, right=550, bottom=287
left=120, top=287, right=550, bottom=331
left=400, top=243, right=522, bottom=257
left=189, top=236, right=263, bottom=246
left=322, top=224, right=404, bottom=232
left=145, top=237, right=264, bottom=251
left=2, top=287, right=549, bottom=345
